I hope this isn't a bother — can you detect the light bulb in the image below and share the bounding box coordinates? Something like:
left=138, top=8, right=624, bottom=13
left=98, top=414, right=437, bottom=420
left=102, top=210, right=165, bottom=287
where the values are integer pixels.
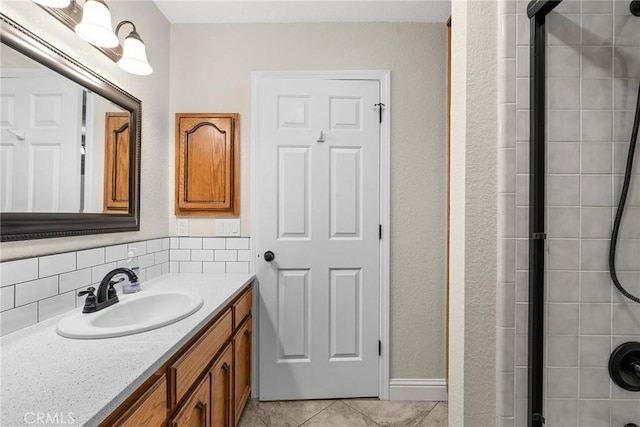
left=74, top=0, right=118, bottom=48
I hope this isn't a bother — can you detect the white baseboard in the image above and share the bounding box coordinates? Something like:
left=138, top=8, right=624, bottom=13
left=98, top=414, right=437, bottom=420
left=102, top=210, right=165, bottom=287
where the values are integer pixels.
left=389, top=378, right=448, bottom=401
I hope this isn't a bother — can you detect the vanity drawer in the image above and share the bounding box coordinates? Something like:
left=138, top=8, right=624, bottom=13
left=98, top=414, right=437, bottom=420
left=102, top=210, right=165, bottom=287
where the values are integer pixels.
left=233, top=288, right=252, bottom=329
left=114, top=375, right=167, bottom=427
left=170, top=308, right=232, bottom=404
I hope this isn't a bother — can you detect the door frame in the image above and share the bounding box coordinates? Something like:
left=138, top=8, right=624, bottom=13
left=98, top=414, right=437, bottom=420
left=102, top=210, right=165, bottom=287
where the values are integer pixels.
left=251, top=70, right=391, bottom=400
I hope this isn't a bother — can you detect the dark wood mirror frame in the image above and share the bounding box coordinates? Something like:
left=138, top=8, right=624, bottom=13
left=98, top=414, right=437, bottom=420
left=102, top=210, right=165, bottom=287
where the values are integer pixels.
left=0, top=13, right=141, bottom=242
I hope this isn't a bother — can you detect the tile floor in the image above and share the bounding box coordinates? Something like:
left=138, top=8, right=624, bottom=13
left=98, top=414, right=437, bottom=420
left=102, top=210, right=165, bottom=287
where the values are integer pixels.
left=238, top=398, right=448, bottom=427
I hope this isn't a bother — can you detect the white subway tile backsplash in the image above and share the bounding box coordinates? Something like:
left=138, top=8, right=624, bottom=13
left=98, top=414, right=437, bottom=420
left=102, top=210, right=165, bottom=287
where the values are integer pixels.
left=1, top=286, right=15, bottom=311
left=15, top=276, right=58, bottom=306
left=105, top=244, right=128, bottom=263
left=169, top=262, right=179, bottom=273
left=0, top=236, right=257, bottom=336
left=38, top=292, right=76, bottom=322
left=191, top=250, right=214, bottom=262
left=226, top=262, right=249, bottom=274
left=146, top=239, right=164, bottom=253
left=203, top=262, right=226, bottom=273
left=1, top=303, right=37, bottom=336
left=237, top=250, right=252, bottom=262
left=77, top=248, right=105, bottom=269
left=138, top=254, right=155, bottom=269
left=203, top=237, right=226, bottom=250
left=91, top=262, right=117, bottom=283
left=179, top=237, right=202, bottom=250
left=155, top=250, right=170, bottom=265
left=59, top=268, right=92, bottom=294
left=215, top=250, right=237, bottom=262
left=226, top=238, right=250, bottom=250
left=161, top=262, right=170, bottom=276
left=145, top=264, right=163, bottom=281
left=128, top=241, right=147, bottom=256
left=170, top=249, right=191, bottom=261
left=179, top=262, right=202, bottom=273
left=0, top=258, right=38, bottom=287
left=39, top=252, right=76, bottom=278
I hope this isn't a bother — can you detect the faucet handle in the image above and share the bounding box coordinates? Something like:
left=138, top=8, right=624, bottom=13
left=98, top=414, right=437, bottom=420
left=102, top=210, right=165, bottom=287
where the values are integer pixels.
left=78, top=287, right=98, bottom=313
left=108, top=278, right=124, bottom=300
left=78, top=286, right=96, bottom=297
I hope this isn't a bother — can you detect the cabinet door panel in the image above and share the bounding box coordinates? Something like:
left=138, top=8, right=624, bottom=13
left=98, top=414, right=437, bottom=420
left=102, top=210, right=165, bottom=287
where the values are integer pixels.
left=211, top=344, right=234, bottom=427
left=175, top=113, right=239, bottom=216
left=169, top=375, right=210, bottom=427
left=171, top=309, right=232, bottom=405
left=114, top=376, right=166, bottom=427
left=234, top=316, right=252, bottom=424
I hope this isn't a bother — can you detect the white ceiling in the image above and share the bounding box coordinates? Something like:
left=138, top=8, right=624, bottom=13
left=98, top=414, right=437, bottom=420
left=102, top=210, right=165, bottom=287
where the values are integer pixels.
left=152, top=0, right=451, bottom=24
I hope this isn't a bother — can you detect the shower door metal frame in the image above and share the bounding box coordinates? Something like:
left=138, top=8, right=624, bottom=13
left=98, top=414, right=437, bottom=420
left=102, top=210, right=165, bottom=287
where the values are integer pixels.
left=526, top=1, right=563, bottom=426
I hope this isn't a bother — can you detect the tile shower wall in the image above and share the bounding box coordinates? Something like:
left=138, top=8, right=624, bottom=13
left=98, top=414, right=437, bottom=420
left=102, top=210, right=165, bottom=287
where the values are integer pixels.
left=498, top=1, right=640, bottom=426
left=0, top=237, right=253, bottom=337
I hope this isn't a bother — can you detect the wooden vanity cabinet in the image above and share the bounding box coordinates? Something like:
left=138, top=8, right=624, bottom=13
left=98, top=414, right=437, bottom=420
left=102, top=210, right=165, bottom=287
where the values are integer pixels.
left=103, top=284, right=252, bottom=427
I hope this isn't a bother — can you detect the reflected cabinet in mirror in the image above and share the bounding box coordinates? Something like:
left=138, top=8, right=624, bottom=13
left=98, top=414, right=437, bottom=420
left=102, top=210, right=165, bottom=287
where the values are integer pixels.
left=0, top=14, right=141, bottom=241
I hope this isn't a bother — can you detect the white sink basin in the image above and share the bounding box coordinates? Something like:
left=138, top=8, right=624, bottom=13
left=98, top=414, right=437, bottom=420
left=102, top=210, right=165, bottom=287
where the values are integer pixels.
left=57, top=289, right=204, bottom=339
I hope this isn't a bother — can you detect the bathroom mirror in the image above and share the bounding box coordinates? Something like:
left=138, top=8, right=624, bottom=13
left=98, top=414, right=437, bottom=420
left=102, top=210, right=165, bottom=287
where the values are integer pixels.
left=0, top=14, right=141, bottom=241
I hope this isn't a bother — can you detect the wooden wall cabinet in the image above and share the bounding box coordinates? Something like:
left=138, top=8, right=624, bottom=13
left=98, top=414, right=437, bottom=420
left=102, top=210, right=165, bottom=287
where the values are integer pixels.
left=175, top=113, right=239, bottom=217
left=103, top=284, right=252, bottom=427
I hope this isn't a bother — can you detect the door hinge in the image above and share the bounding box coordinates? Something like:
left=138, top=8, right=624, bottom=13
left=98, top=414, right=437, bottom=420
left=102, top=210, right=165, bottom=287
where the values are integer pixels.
left=379, top=224, right=382, bottom=240
left=378, top=340, right=382, bottom=356
left=374, top=103, right=385, bottom=123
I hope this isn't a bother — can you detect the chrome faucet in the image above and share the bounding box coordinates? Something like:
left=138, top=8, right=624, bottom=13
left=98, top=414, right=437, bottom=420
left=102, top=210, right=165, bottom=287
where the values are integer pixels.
left=78, top=268, right=139, bottom=313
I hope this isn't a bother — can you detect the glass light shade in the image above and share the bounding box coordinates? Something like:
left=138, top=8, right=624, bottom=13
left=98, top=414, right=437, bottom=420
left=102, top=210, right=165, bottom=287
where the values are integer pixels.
left=32, top=0, right=71, bottom=7
left=117, top=35, right=153, bottom=75
left=74, top=0, right=118, bottom=48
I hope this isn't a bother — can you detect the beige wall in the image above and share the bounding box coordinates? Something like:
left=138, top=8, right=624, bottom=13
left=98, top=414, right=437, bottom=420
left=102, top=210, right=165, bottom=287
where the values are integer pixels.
left=170, top=23, right=448, bottom=379
left=0, top=0, right=171, bottom=261
left=449, top=0, right=497, bottom=424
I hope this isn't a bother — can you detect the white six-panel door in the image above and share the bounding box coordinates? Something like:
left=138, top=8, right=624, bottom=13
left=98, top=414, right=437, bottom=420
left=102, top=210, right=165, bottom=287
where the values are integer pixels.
left=0, top=72, right=82, bottom=212
left=256, top=77, right=381, bottom=400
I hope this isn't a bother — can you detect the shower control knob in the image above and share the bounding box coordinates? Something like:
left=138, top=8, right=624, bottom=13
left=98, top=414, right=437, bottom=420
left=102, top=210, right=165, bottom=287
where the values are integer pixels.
left=263, top=251, right=275, bottom=262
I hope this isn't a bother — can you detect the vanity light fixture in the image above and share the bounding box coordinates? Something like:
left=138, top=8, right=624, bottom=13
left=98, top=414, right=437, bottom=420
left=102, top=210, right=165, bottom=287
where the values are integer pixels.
left=115, top=21, right=153, bottom=75
left=32, top=0, right=153, bottom=75
left=74, top=0, right=118, bottom=48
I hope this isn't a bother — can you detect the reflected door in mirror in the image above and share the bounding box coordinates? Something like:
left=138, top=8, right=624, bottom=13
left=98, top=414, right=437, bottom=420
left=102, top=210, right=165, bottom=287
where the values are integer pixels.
left=104, top=112, right=129, bottom=213
left=1, top=71, right=82, bottom=212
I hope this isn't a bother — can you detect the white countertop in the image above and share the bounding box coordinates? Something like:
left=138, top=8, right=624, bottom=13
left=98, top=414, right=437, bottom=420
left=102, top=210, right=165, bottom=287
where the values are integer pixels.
left=0, top=273, right=254, bottom=427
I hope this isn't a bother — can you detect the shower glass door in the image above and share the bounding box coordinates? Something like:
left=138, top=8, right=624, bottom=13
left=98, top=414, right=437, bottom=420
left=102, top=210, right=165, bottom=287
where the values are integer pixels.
left=535, top=1, right=640, bottom=425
